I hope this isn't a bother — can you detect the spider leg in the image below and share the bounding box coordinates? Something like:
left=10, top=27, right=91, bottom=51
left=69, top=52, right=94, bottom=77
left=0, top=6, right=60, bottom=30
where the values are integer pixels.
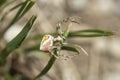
left=48, top=46, right=60, bottom=58
left=50, top=51, right=59, bottom=58
left=56, top=21, right=63, bottom=37
left=58, top=53, right=79, bottom=60
left=56, top=16, right=81, bottom=38
left=62, top=16, right=81, bottom=24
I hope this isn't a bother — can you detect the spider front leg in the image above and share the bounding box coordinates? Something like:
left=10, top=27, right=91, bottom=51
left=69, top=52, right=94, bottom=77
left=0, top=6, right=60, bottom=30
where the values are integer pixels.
left=56, top=17, right=81, bottom=39
left=56, top=21, right=64, bottom=38
left=63, top=16, right=81, bottom=24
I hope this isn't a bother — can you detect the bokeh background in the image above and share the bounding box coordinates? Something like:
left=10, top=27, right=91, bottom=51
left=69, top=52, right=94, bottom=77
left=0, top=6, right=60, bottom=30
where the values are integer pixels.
left=0, top=0, right=120, bottom=80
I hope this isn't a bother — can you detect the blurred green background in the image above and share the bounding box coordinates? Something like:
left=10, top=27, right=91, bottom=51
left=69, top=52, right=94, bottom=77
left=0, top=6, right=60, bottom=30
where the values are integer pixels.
left=0, top=0, right=120, bottom=80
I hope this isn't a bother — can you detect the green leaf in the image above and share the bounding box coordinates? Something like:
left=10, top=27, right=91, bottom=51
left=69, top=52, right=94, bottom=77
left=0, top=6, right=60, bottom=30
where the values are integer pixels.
left=62, top=43, right=88, bottom=56
left=68, top=29, right=114, bottom=37
left=0, top=15, right=37, bottom=64
left=61, top=45, right=79, bottom=53
left=63, top=23, right=71, bottom=38
left=12, top=0, right=35, bottom=22
left=33, top=50, right=57, bottom=80
left=0, top=0, right=35, bottom=37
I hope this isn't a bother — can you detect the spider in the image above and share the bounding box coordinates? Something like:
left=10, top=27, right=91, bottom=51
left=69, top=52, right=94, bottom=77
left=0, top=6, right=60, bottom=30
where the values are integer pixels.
left=40, top=17, right=87, bottom=59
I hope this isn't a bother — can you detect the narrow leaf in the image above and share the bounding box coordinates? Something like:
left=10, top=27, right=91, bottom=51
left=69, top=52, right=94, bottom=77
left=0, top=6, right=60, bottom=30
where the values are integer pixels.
left=9, top=0, right=35, bottom=26
left=68, top=29, right=114, bottom=37
left=62, top=43, right=88, bottom=56
left=63, top=23, right=71, bottom=38
left=0, top=15, right=37, bottom=64
left=0, top=0, right=35, bottom=37
left=33, top=50, right=57, bottom=80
